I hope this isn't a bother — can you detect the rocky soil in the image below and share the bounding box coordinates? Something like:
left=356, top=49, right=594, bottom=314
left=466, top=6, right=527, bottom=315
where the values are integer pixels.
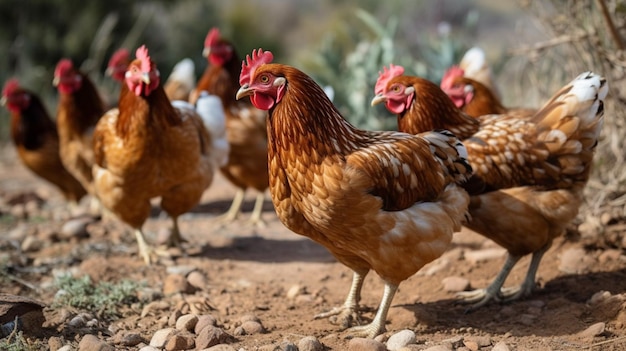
left=1, top=145, right=625, bottom=351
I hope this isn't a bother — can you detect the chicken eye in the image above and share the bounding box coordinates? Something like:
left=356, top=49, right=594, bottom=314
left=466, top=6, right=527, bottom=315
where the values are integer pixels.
left=392, top=85, right=402, bottom=93
left=259, top=75, right=270, bottom=83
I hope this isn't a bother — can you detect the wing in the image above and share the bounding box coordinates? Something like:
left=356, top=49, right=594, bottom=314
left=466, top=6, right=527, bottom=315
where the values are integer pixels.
left=347, top=130, right=471, bottom=211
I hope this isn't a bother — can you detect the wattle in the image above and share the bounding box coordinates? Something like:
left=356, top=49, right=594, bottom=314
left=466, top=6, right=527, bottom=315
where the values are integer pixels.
left=251, top=93, right=275, bottom=110
left=387, top=100, right=406, bottom=114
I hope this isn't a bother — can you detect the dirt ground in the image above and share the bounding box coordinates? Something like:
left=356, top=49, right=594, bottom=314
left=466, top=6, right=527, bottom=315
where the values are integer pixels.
left=1, top=145, right=626, bottom=351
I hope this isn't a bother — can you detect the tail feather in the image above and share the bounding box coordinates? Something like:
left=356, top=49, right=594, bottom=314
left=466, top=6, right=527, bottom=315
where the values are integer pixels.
left=195, top=91, right=229, bottom=167
left=422, top=129, right=473, bottom=185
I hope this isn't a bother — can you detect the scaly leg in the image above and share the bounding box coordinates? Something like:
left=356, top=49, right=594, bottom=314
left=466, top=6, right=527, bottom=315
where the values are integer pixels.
left=346, top=282, right=398, bottom=338
left=457, top=253, right=522, bottom=312
left=247, top=192, right=267, bottom=228
left=315, top=270, right=368, bottom=328
left=162, top=216, right=187, bottom=248
left=501, top=242, right=551, bottom=301
left=135, top=229, right=154, bottom=265
left=215, top=189, right=245, bottom=226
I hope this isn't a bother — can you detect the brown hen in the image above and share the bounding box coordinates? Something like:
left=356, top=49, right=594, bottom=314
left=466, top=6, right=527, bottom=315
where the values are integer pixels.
left=236, top=49, right=472, bottom=337
left=93, top=45, right=221, bottom=264
left=2, top=79, right=86, bottom=205
left=191, top=27, right=269, bottom=227
left=372, top=65, right=607, bottom=310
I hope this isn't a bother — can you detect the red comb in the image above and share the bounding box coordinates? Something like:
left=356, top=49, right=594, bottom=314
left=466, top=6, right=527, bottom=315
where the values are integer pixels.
left=440, top=66, right=465, bottom=90
left=54, top=59, right=74, bottom=77
left=239, top=48, right=274, bottom=86
left=375, top=64, right=405, bottom=95
left=108, top=48, right=130, bottom=68
left=2, top=78, right=20, bottom=97
left=135, top=45, right=152, bottom=73
left=205, top=27, right=220, bottom=47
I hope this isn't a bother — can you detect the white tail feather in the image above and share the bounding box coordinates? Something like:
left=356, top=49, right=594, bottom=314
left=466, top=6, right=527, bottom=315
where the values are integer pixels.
left=195, top=91, right=230, bottom=167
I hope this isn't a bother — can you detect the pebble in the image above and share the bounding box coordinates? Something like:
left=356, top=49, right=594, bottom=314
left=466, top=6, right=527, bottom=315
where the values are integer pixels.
left=176, top=313, right=198, bottom=332
left=423, top=345, right=453, bottom=351
left=59, top=217, right=91, bottom=239
left=347, top=337, right=387, bottom=351
left=464, top=248, right=506, bottom=264
left=163, top=274, right=195, bottom=295
left=48, top=336, right=63, bottom=351
left=118, top=333, right=145, bottom=347
left=195, top=314, right=218, bottom=334
left=297, top=336, right=324, bottom=351
left=465, top=335, right=491, bottom=347
left=57, top=346, right=72, bottom=351
left=441, top=276, right=470, bottom=292
left=187, top=271, right=209, bottom=290
left=287, top=284, right=304, bottom=299
left=164, top=332, right=195, bottom=351
left=169, top=310, right=183, bottom=327
left=464, top=339, right=479, bottom=351
left=559, top=248, right=593, bottom=274
left=78, top=334, right=115, bottom=351
left=491, top=341, right=511, bottom=351
left=203, top=345, right=237, bottom=351
left=21, top=235, right=43, bottom=252
left=241, top=320, right=265, bottom=335
left=139, top=347, right=160, bottom=351
left=166, top=265, right=197, bottom=276
left=150, top=328, right=176, bottom=348
left=386, top=329, right=416, bottom=350
left=195, top=325, right=233, bottom=349
left=578, top=322, right=605, bottom=338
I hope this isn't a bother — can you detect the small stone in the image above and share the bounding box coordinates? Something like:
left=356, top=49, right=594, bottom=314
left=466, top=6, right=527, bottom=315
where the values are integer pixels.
left=164, top=333, right=195, bottom=351
left=278, top=340, right=298, bottom=351
left=21, top=235, right=43, bottom=252
left=287, top=285, right=304, bottom=299
left=241, top=320, right=265, bottom=335
left=204, top=345, right=237, bottom=351
left=57, top=346, right=72, bottom=351
left=578, top=322, right=605, bottom=339
left=195, top=326, right=233, bottom=349
left=386, top=329, right=416, bottom=350
left=187, top=271, right=208, bottom=290
left=423, top=346, right=453, bottom=351
left=163, top=274, right=195, bottom=295
left=347, top=337, right=387, bottom=351
left=59, top=217, right=91, bottom=239
left=176, top=313, right=198, bottom=332
left=169, top=310, right=182, bottom=327
left=298, top=336, right=324, bottom=351
left=559, top=248, right=593, bottom=274
left=78, top=334, right=115, bottom=351
left=195, top=314, right=218, bottom=334
left=150, top=328, right=176, bottom=348
left=139, top=347, right=160, bottom=351
left=120, top=333, right=144, bottom=347
left=441, top=276, right=470, bottom=292
left=491, top=341, right=511, bottom=351
left=463, top=340, right=479, bottom=351
left=464, top=248, right=506, bottom=264
left=466, top=335, right=491, bottom=347
left=166, top=265, right=197, bottom=276
left=239, top=313, right=260, bottom=324
left=48, top=336, right=64, bottom=351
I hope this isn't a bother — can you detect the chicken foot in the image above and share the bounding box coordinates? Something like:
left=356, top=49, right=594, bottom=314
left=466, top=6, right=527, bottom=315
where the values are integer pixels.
left=345, top=282, right=398, bottom=338
left=315, top=270, right=368, bottom=328
left=457, top=253, right=522, bottom=312
left=499, top=242, right=551, bottom=302
left=214, top=189, right=245, bottom=226
left=246, top=192, right=267, bottom=227
left=162, top=216, right=187, bottom=248
left=134, top=229, right=158, bottom=265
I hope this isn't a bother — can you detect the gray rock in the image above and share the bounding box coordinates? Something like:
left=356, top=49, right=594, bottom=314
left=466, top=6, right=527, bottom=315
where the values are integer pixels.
left=578, top=322, right=606, bottom=338
left=241, top=320, right=265, bottom=335
left=120, top=333, right=145, bottom=347
left=195, top=314, right=218, bottom=334
left=176, top=313, right=198, bottom=332
left=187, top=271, right=208, bottom=290
left=164, top=332, right=195, bottom=351
left=387, top=329, right=416, bottom=350
left=195, top=326, right=233, bottom=349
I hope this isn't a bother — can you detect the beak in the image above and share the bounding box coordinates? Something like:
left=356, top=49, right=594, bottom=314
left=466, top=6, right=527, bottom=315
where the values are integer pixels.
left=202, top=47, right=210, bottom=58
left=371, top=94, right=387, bottom=106
left=52, top=76, right=60, bottom=86
left=141, top=73, right=151, bottom=84
left=236, top=84, right=253, bottom=100
left=0, top=96, right=6, bottom=106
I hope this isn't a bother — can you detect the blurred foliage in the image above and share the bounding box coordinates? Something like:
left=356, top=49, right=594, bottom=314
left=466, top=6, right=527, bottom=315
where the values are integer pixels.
left=0, top=330, right=43, bottom=351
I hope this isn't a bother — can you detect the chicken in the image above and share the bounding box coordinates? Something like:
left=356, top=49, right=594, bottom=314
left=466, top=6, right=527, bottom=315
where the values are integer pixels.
left=191, top=27, right=269, bottom=227
left=53, top=58, right=105, bottom=205
left=458, top=47, right=501, bottom=101
left=1, top=79, right=86, bottom=205
left=163, top=58, right=196, bottom=102
left=236, top=49, right=472, bottom=337
left=440, top=65, right=535, bottom=118
left=106, top=48, right=130, bottom=84
left=92, top=45, right=223, bottom=264
left=372, top=64, right=607, bottom=310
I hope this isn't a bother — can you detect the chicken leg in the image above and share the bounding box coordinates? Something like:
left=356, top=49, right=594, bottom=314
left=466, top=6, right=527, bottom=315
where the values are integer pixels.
left=215, top=188, right=245, bottom=226
left=134, top=229, right=155, bottom=265
left=346, top=282, right=398, bottom=338
left=459, top=242, right=552, bottom=311
left=315, top=270, right=368, bottom=328
left=247, top=192, right=267, bottom=227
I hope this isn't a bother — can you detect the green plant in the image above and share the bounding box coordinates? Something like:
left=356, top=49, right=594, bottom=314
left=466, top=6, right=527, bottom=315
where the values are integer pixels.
left=0, top=330, right=43, bottom=351
left=52, top=274, right=144, bottom=319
